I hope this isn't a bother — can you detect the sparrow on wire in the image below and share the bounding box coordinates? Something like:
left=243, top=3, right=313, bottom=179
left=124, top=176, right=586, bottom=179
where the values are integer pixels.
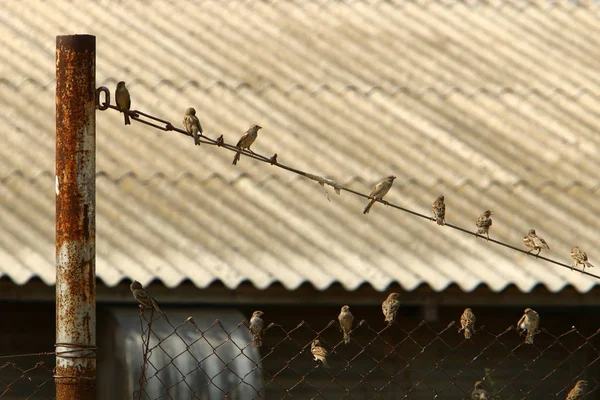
left=432, top=195, right=446, bottom=225
left=516, top=308, right=540, bottom=345
left=566, top=380, right=588, bottom=400
left=130, top=280, right=166, bottom=319
left=459, top=308, right=476, bottom=339
left=570, top=246, right=594, bottom=274
left=476, top=210, right=493, bottom=240
left=183, top=107, right=203, bottom=146
left=249, top=310, right=264, bottom=347
left=232, top=125, right=262, bottom=165
left=471, top=380, right=490, bottom=400
left=338, top=305, right=354, bottom=345
left=311, top=340, right=329, bottom=368
left=363, top=175, right=396, bottom=214
left=382, top=293, right=401, bottom=326
left=523, top=229, right=549, bottom=256
left=115, top=81, right=131, bottom=125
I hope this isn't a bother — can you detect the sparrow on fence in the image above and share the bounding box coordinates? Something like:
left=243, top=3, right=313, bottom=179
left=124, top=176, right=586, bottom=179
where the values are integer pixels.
left=570, top=246, right=594, bottom=274
left=338, top=305, right=354, bottom=345
left=459, top=308, right=476, bottom=339
left=232, top=125, right=262, bottom=165
left=432, top=195, right=446, bottom=225
left=476, top=210, right=493, bottom=240
left=130, top=280, right=165, bottom=318
left=311, top=340, right=329, bottom=368
left=249, top=310, right=264, bottom=347
left=115, top=81, right=131, bottom=125
left=363, top=175, right=396, bottom=214
left=523, top=229, right=549, bottom=256
left=471, top=380, right=490, bottom=400
left=183, top=107, right=202, bottom=146
left=382, top=293, right=401, bottom=326
left=516, top=308, right=539, bottom=344
left=566, top=380, right=588, bottom=400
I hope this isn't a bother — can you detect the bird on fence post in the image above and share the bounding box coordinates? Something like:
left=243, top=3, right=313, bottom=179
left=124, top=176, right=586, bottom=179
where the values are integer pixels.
left=476, top=210, right=493, bottom=240
left=471, top=381, right=490, bottom=400
left=516, top=308, right=539, bottom=344
left=232, top=125, right=261, bottom=165
left=115, top=81, right=131, bottom=125
left=566, top=380, right=588, bottom=400
left=459, top=308, right=476, bottom=339
left=570, top=246, right=594, bottom=274
left=310, top=340, right=329, bottom=368
left=183, top=107, right=202, bottom=146
left=130, top=280, right=166, bottom=320
left=523, top=229, right=549, bottom=256
left=363, top=175, right=396, bottom=214
left=382, top=293, right=401, bottom=326
left=249, top=310, right=264, bottom=347
left=338, top=305, right=354, bottom=345
left=432, top=195, right=446, bottom=225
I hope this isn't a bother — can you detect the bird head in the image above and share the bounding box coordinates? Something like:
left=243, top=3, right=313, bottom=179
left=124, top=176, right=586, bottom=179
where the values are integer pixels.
left=528, top=229, right=536, bottom=235
left=252, top=310, right=264, bottom=318
left=117, top=81, right=126, bottom=88
left=485, top=210, right=493, bottom=217
left=388, top=293, right=400, bottom=301
left=312, top=339, right=321, bottom=348
left=185, top=107, right=196, bottom=115
left=341, top=305, right=350, bottom=312
left=130, top=280, right=143, bottom=290
left=464, top=307, right=472, bottom=313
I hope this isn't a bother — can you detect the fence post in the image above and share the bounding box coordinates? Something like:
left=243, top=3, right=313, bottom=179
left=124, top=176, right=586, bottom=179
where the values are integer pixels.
left=55, top=34, right=97, bottom=400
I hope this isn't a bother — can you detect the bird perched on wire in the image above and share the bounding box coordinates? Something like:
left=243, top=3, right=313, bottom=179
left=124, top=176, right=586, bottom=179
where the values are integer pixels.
left=432, top=195, right=446, bottom=225
left=130, top=280, right=166, bottom=319
left=476, top=210, right=493, bottom=240
left=471, top=381, right=490, bottom=400
left=115, top=81, right=131, bottom=125
left=183, top=107, right=202, bottom=146
left=382, top=293, right=401, bottom=326
left=523, top=229, right=550, bottom=256
left=249, top=310, right=264, bottom=347
left=459, top=308, right=476, bottom=339
left=570, top=246, right=594, bottom=274
left=363, top=175, right=396, bottom=214
left=310, top=340, right=329, bottom=368
left=232, top=124, right=262, bottom=165
left=566, top=380, right=588, bottom=400
left=338, top=305, right=354, bottom=345
left=516, top=308, right=539, bottom=344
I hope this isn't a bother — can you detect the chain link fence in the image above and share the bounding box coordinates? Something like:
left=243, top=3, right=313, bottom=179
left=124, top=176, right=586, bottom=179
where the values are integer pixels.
left=133, top=310, right=599, bottom=400
left=0, top=355, right=55, bottom=400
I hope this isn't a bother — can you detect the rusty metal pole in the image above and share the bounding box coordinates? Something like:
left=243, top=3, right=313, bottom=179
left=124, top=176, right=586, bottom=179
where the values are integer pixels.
left=55, top=34, right=96, bottom=400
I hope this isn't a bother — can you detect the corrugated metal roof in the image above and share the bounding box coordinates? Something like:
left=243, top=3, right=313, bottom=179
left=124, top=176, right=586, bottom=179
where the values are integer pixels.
left=0, top=1, right=598, bottom=293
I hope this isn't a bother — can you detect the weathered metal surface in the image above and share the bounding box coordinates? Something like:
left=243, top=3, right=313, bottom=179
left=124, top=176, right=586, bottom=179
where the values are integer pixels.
left=55, top=34, right=96, bottom=400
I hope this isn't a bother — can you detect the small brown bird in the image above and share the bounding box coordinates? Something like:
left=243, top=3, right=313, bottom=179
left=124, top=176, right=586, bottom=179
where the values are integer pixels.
left=232, top=124, right=262, bottom=165
left=471, top=380, right=490, bottom=400
left=338, top=305, right=354, bottom=345
left=363, top=175, right=396, bottom=214
left=566, top=380, right=588, bottom=400
left=432, top=195, right=446, bottom=225
left=130, top=280, right=165, bottom=318
left=311, top=340, right=329, bottom=368
left=516, top=308, right=540, bottom=344
left=459, top=308, right=476, bottom=339
left=183, top=107, right=202, bottom=146
left=382, top=293, right=401, bottom=326
left=571, top=246, right=594, bottom=274
left=249, top=310, right=264, bottom=347
left=115, top=81, right=131, bottom=125
left=523, top=229, right=550, bottom=256
left=476, top=210, right=493, bottom=240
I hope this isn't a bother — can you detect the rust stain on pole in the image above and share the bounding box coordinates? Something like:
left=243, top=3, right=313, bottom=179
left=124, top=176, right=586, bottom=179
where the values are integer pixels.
left=56, top=34, right=96, bottom=400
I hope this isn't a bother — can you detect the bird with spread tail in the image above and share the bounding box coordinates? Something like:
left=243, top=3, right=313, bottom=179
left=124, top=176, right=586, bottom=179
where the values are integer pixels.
left=115, top=81, right=131, bottom=125
left=338, top=305, right=354, bottom=345
left=432, top=195, right=446, bottom=225
left=523, top=229, right=549, bottom=256
left=249, top=310, right=264, bottom=347
left=130, top=280, right=166, bottom=319
left=382, top=293, right=401, bottom=326
left=516, top=308, right=540, bottom=344
left=459, top=308, right=476, bottom=339
left=476, top=210, right=493, bottom=240
left=232, top=125, right=262, bottom=165
left=566, top=380, right=588, bottom=400
left=183, top=107, right=202, bottom=146
left=363, top=175, right=396, bottom=214
left=471, top=380, right=490, bottom=400
left=571, top=246, right=594, bottom=274
left=311, top=340, right=329, bottom=368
